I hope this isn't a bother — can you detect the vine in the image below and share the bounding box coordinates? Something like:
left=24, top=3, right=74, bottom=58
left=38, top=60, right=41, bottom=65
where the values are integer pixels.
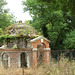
left=0, top=34, right=40, bottom=43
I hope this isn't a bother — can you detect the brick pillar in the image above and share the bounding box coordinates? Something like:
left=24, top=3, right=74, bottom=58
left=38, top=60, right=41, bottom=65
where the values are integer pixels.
left=43, top=48, right=51, bottom=64
left=32, top=48, right=37, bottom=68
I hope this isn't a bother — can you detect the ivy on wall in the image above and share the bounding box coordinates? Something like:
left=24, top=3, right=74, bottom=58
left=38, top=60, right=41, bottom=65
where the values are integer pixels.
left=0, top=34, right=39, bottom=43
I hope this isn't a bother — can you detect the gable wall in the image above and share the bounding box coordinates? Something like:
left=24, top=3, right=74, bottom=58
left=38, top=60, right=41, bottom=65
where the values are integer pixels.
left=31, top=39, right=49, bottom=48
left=30, top=38, right=50, bottom=68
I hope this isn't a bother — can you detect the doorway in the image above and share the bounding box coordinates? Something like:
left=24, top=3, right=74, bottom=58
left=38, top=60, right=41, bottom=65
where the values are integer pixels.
left=37, top=43, right=45, bottom=65
left=20, top=52, right=27, bottom=67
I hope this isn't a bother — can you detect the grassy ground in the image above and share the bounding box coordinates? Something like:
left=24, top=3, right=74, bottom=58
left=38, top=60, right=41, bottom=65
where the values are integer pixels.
left=34, top=58, right=75, bottom=75
left=0, top=68, right=33, bottom=75
left=0, top=58, right=75, bottom=75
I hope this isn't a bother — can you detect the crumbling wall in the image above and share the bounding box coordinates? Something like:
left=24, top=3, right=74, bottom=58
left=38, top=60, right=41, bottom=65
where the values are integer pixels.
left=6, top=38, right=28, bottom=49
left=0, top=49, right=32, bottom=68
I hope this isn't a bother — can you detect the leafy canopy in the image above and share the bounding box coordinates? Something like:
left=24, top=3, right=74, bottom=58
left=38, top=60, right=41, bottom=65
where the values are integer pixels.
left=0, top=0, right=16, bottom=30
left=22, top=0, right=75, bottom=50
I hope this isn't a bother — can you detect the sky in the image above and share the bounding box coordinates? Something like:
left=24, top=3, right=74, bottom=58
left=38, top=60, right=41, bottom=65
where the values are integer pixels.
left=5, top=0, right=32, bottom=23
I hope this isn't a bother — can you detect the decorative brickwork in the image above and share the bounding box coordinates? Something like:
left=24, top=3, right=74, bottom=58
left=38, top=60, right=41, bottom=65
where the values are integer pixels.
left=0, top=36, right=51, bottom=68
left=30, top=36, right=51, bottom=68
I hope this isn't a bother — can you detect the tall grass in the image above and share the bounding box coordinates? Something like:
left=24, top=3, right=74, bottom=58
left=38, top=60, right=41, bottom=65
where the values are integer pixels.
left=0, top=57, right=75, bottom=75
left=34, top=57, right=75, bottom=75
left=0, top=68, right=33, bottom=75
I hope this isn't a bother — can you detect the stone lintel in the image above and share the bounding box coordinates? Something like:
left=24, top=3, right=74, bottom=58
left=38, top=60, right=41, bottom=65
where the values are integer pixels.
left=32, top=48, right=51, bottom=51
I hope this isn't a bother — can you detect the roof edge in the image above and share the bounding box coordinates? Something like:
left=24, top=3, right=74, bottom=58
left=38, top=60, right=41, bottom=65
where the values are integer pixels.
left=30, top=36, right=50, bottom=43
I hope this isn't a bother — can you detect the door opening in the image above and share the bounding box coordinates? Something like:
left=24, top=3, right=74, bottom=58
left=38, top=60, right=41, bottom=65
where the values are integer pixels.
left=20, top=52, right=27, bottom=67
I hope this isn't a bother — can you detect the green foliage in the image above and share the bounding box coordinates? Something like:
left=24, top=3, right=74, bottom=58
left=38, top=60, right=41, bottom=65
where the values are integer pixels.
left=22, top=0, right=75, bottom=50
left=0, top=13, right=16, bottom=30
left=37, top=0, right=75, bottom=16
left=0, top=0, right=16, bottom=30
left=0, top=0, right=16, bottom=46
left=0, top=0, right=7, bottom=13
left=0, top=34, right=17, bottom=43
left=0, top=33, right=40, bottom=44
left=63, top=30, right=75, bottom=49
left=0, top=28, right=3, bottom=35
left=24, top=20, right=31, bottom=24
left=0, top=28, right=3, bottom=46
left=46, top=11, right=72, bottom=49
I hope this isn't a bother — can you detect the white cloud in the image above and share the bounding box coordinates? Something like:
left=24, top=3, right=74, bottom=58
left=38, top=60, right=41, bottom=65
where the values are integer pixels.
left=5, top=0, right=32, bottom=23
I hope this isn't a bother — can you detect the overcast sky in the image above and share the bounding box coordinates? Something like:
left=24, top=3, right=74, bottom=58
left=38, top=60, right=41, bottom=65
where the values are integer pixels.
left=5, top=0, right=32, bottom=23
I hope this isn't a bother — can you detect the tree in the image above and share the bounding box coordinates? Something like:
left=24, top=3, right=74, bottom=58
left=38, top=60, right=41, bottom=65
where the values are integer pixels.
left=37, top=0, right=75, bottom=16
left=0, top=0, right=16, bottom=30
left=0, top=28, right=3, bottom=35
left=0, top=13, right=16, bottom=30
left=63, top=30, right=75, bottom=49
left=22, top=0, right=75, bottom=49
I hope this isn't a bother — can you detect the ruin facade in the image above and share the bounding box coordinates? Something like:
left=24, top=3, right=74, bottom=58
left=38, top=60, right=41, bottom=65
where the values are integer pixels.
left=0, top=22, right=51, bottom=68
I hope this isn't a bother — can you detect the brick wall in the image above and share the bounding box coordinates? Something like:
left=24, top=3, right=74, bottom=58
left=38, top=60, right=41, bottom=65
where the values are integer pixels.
left=31, top=39, right=49, bottom=48
left=32, top=51, right=37, bottom=68
left=9, top=52, right=19, bottom=68
left=0, top=37, right=50, bottom=68
left=31, top=39, right=50, bottom=68
left=0, top=49, right=32, bottom=68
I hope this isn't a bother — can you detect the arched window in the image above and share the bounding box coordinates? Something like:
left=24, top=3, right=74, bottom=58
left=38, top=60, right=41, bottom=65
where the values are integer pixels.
left=20, top=52, right=27, bottom=67
left=37, top=43, right=45, bottom=65
left=2, top=53, right=8, bottom=68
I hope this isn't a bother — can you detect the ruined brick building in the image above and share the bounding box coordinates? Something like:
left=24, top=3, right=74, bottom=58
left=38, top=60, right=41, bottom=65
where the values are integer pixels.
left=0, top=21, right=51, bottom=68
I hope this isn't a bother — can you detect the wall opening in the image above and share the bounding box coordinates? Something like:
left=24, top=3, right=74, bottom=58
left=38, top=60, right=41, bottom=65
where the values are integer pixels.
left=20, top=52, right=27, bottom=67
left=37, top=43, right=45, bottom=65
left=2, top=53, right=8, bottom=68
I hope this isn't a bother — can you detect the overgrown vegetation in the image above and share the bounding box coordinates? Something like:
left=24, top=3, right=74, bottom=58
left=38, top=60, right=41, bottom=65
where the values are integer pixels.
left=0, top=57, right=75, bottom=75
left=22, top=0, right=75, bottom=50
left=0, top=0, right=16, bottom=30
left=34, top=58, right=75, bottom=75
left=0, top=0, right=74, bottom=50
